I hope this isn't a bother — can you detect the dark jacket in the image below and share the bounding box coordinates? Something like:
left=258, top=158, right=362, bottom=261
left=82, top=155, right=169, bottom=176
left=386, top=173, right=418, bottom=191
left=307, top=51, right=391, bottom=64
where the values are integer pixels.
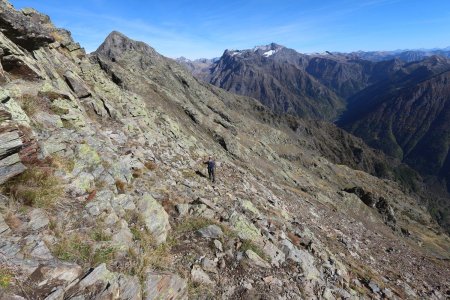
left=205, top=160, right=215, bottom=171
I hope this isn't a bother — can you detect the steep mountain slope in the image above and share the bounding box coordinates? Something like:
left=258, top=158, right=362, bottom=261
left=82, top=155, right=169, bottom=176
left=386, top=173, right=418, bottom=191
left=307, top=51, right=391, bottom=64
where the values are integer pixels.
left=181, top=45, right=450, bottom=231
left=204, top=44, right=347, bottom=120
left=0, top=2, right=449, bottom=299
left=339, top=56, right=450, bottom=158
left=338, top=57, right=450, bottom=227
left=184, top=44, right=407, bottom=121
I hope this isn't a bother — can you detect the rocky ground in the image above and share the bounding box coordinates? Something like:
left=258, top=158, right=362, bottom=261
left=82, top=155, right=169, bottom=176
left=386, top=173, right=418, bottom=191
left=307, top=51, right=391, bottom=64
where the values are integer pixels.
left=0, top=1, right=449, bottom=299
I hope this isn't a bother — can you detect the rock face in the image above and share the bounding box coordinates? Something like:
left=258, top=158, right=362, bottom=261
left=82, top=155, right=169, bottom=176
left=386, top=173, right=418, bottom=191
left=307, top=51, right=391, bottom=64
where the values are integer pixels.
left=0, top=116, right=25, bottom=183
left=0, top=1, right=449, bottom=299
left=0, top=2, right=55, bottom=51
left=0, top=104, right=37, bottom=184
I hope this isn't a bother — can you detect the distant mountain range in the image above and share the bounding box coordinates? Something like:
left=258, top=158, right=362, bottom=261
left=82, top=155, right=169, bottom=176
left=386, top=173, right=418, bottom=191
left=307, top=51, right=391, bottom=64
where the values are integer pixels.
left=337, top=47, right=450, bottom=62
left=177, top=44, right=450, bottom=227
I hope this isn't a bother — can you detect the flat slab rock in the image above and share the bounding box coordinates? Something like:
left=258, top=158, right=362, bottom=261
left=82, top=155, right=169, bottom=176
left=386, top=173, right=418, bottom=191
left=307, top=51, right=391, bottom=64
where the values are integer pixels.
left=245, top=250, right=271, bottom=269
left=28, top=208, right=49, bottom=231
left=197, top=224, right=223, bottom=239
left=144, top=271, right=188, bottom=300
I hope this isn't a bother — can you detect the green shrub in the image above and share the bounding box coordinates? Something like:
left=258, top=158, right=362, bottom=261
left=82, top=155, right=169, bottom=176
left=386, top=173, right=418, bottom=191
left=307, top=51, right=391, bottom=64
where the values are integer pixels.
left=0, top=268, right=13, bottom=289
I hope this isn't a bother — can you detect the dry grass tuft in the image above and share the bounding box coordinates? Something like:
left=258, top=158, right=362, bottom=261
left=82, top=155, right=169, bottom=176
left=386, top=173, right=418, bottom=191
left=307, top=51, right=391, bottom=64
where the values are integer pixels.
left=52, top=232, right=116, bottom=267
left=287, top=231, right=301, bottom=247
left=49, top=154, right=75, bottom=173
left=1, top=163, right=64, bottom=208
left=119, top=211, right=174, bottom=280
left=173, top=217, right=216, bottom=235
left=132, top=168, right=144, bottom=178
left=86, top=190, right=97, bottom=202
left=115, top=179, right=128, bottom=194
left=144, top=160, right=157, bottom=171
left=4, top=212, right=22, bottom=230
left=16, top=94, right=52, bottom=117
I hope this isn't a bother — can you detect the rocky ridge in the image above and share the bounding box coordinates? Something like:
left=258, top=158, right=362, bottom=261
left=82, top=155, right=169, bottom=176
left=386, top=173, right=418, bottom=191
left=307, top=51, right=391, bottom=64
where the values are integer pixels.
left=0, top=2, right=449, bottom=299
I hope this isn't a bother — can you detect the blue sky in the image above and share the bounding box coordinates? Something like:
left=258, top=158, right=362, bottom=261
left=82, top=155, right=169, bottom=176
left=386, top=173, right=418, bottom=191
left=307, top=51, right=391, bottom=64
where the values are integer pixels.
left=9, top=0, right=450, bottom=59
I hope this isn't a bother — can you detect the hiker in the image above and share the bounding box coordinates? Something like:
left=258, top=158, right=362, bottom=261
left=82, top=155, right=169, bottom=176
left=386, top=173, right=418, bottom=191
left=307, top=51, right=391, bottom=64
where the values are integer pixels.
left=204, top=156, right=216, bottom=182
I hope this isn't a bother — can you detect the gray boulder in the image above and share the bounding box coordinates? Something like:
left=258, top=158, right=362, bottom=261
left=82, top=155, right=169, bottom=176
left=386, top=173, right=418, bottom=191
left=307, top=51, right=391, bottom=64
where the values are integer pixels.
left=197, top=224, right=223, bottom=239
left=137, top=193, right=171, bottom=245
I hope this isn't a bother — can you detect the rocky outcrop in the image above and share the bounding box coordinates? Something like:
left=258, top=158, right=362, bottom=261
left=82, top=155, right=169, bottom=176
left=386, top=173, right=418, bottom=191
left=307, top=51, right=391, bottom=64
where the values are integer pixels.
left=344, top=187, right=397, bottom=229
left=0, top=110, right=25, bottom=184
left=137, top=193, right=171, bottom=245
left=0, top=2, right=55, bottom=51
left=144, top=272, right=187, bottom=300
left=0, top=95, right=38, bottom=184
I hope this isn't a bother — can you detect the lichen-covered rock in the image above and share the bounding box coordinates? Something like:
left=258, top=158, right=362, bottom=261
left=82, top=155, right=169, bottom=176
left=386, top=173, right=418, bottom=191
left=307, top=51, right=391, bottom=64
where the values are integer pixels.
left=229, top=212, right=262, bottom=243
left=0, top=107, right=26, bottom=184
left=245, top=250, right=271, bottom=269
left=0, top=1, right=55, bottom=51
left=28, top=261, right=82, bottom=288
left=137, top=193, right=170, bottom=244
left=2, top=96, right=31, bottom=125
left=69, top=171, right=94, bottom=196
left=65, top=263, right=116, bottom=298
left=241, top=199, right=261, bottom=217
left=262, top=241, right=285, bottom=267
left=117, top=274, right=142, bottom=300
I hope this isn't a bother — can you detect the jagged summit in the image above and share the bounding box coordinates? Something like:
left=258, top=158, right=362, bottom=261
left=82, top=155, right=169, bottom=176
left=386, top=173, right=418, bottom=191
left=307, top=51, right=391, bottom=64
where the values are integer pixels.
left=223, top=42, right=286, bottom=58
left=95, top=30, right=158, bottom=60
left=253, top=42, right=285, bottom=51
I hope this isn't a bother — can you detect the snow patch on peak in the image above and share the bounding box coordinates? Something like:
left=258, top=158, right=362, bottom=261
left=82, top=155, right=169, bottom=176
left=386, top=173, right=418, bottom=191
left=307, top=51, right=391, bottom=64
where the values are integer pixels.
left=263, top=50, right=277, bottom=57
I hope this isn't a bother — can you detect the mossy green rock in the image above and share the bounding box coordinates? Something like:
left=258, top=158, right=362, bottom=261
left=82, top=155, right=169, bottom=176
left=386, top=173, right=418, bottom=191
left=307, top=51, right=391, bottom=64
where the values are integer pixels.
left=229, top=212, right=262, bottom=243
left=241, top=200, right=261, bottom=217
left=73, top=143, right=101, bottom=173
left=3, top=96, right=31, bottom=125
